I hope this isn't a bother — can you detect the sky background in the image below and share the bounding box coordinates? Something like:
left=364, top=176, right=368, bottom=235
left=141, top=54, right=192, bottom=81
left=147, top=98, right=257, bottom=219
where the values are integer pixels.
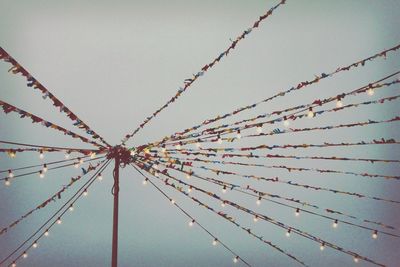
left=0, top=0, right=400, bottom=266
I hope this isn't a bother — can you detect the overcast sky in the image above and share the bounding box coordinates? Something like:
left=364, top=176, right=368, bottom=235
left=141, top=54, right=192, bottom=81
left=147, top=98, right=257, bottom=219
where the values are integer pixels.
left=1, top=1, right=400, bottom=266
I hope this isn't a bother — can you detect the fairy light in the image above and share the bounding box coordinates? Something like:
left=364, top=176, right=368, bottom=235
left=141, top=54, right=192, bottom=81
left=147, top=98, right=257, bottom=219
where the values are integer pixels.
left=8, top=170, right=14, bottom=178
left=320, top=243, right=325, bottom=251
left=64, top=151, right=70, bottom=159
left=170, top=199, right=175, bottom=204
left=256, top=196, right=261, bottom=206
left=354, top=257, right=359, bottom=263
left=90, top=152, right=97, bottom=159
left=332, top=219, right=338, bottom=228
left=83, top=189, right=88, bottom=197
left=69, top=204, right=74, bottom=212
left=286, top=229, right=291, bottom=237
left=4, top=178, right=11, bottom=186
left=307, top=107, right=314, bottom=118
left=32, top=241, right=38, bottom=248
left=256, top=125, right=263, bottom=133
left=98, top=173, right=103, bottom=181
left=336, top=97, right=343, bottom=108
left=283, top=116, right=290, bottom=127
left=187, top=186, right=192, bottom=193
left=142, top=178, right=148, bottom=185
left=221, top=201, right=226, bottom=208
left=39, top=150, right=44, bottom=159
left=44, top=229, right=49, bottom=236
left=236, top=130, right=241, bottom=139
left=11, top=262, right=16, bottom=267
left=8, top=151, right=17, bottom=158
left=367, top=88, right=374, bottom=96
left=39, top=170, right=45, bottom=178
left=295, top=208, right=300, bottom=217
left=253, top=215, right=258, bottom=222
left=372, top=230, right=378, bottom=239
left=212, top=238, right=218, bottom=246
left=189, top=219, right=195, bottom=227
left=233, top=256, right=239, bottom=263
left=79, top=158, right=84, bottom=164
left=22, top=252, right=28, bottom=259
left=56, top=217, right=62, bottom=225
left=42, top=164, right=48, bottom=173
left=222, top=185, right=227, bottom=194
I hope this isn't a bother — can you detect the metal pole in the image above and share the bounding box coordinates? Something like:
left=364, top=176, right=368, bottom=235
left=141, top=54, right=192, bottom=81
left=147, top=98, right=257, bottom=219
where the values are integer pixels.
left=112, top=156, right=120, bottom=267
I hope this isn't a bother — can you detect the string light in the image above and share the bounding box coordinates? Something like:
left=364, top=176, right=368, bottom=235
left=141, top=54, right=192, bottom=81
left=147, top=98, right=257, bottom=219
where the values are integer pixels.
left=256, top=196, right=261, bottom=206
left=221, top=201, right=226, bottom=208
left=79, top=158, right=84, bottom=164
left=56, top=217, right=62, bottom=225
left=320, top=243, right=325, bottom=251
left=8, top=170, right=14, bottom=178
left=189, top=219, right=195, bottom=227
left=354, top=257, right=359, bottom=263
left=11, top=262, right=16, bottom=267
left=32, top=241, right=38, bottom=248
left=307, top=107, right=314, bottom=118
left=283, top=116, right=290, bottom=127
left=8, top=151, right=17, bottom=158
left=185, top=172, right=191, bottom=179
left=222, top=185, right=227, bottom=194
left=65, top=151, right=70, bottom=159
left=236, top=130, right=241, bottom=139
left=90, top=152, right=97, bottom=159
left=22, top=252, right=28, bottom=259
left=256, top=125, right=263, bottom=133
left=253, top=216, right=258, bottom=222
left=336, top=97, right=343, bottom=108
left=39, top=150, right=44, bottom=159
left=83, top=189, right=88, bottom=197
left=142, top=178, right=148, bottom=185
left=212, top=238, right=218, bottom=246
left=286, top=229, right=291, bottom=237
left=69, top=204, right=74, bottom=212
left=98, top=173, right=103, bottom=181
left=367, top=88, right=374, bottom=96
left=170, top=199, right=175, bottom=204
left=4, top=178, right=11, bottom=186
left=217, top=135, right=223, bottom=144
left=233, top=256, right=239, bottom=263
left=42, top=164, right=48, bottom=173
left=332, top=219, right=338, bottom=228
left=187, top=186, right=193, bottom=193
left=295, top=208, right=300, bottom=217
left=372, top=230, right=378, bottom=239
left=44, top=229, right=49, bottom=236
left=39, top=170, right=45, bottom=178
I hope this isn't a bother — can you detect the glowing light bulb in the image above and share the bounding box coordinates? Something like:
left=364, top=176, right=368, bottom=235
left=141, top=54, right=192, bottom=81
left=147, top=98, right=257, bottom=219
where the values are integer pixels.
left=256, top=197, right=261, bottom=206
left=79, top=158, right=84, bottom=164
left=236, top=131, right=241, bottom=139
left=367, top=88, right=374, bottom=96
left=69, top=205, right=74, bottom=212
left=295, top=208, right=300, bottom=217
left=22, top=252, right=28, bottom=258
left=43, top=164, right=48, bottom=173
left=253, top=216, right=258, bottom=222
left=320, top=243, right=325, bottom=251
left=8, top=170, right=14, bottom=178
left=286, top=229, right=291, bottom=237
left=332, top=219, right=338, bottom=228
left=11, top=262, right=16, bottom=267
left=90, top=152, right=96, bottom=159
left=8, top=151, right=17, bottom=158
left=39, top=151, right=44, bottom=159
left=283, top=119, right=290, bottom=127
left=187, top=186, right=192, bottom=193
left=142, top=179, right=148, bottom=185
left=170, top=199, right=175, bottom=204
left=83, top=189, right=88, bottom=196
left=65, top=152, right=70, bottom=159
left=56, top=217, right=62, bottom=224
left=39, top=170, right=45, bottom=178
left=5, top=178, right=11, bottom=186
left=33, top=242, right=38, bottom=248
left=354, top=257, right=359, bottom=263
left=98, top=173, right=103, bottom=181
left=233, top=256, right=239, bottom=263
left=185, top=173, right=191, bottom=179
left=221, top=201, right=226, bottom=208
left=222, top=186, right=227, bottom=194
left=307, top=108, right=314, bottom=118
left=212, top=238, right=218, bottom=246
left=372, top=230, right=378, bottom=239
left=256, top=125, right=262, bottom=133
left=189, top=220, right=195, bottom=227
left=336, top=99, right=343, bottom=108
left=44, top=230, right=49, bottom=236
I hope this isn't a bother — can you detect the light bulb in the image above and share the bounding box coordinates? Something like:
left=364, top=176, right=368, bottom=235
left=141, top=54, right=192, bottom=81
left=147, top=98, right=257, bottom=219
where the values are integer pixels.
left=90, top=152, right=96, bottom=159
left=74, top=162, right=80, bottom=168
left=65, top=152, right=70, bottom=159
left=33, top=242, right=38, bottom=248
left=367, top=88, right=374, bottom=96
left=43, top=164, right=48, bottom=173
left=233, top=256, right=239, bottom=263
left=11, top=262, right=16, bottom=267
left=98, top=173, right=103, bottom=181
left=222, top=186, right=227, bottom=194
left=185, top=173, right=191, bottom=179
left=57, top=217, right=62, bottom=224
left=217, top=137, right=223, bottom=144
left=142, top=179, right=148, bottom=185
left=307, top=108, right=314, bottom=118
left=39, top=170, right=45, bottom=178
left=332, top=219, right=338, bottom=228
left=236, top=131, right=241, bottom=139
left=170, top=199, right=175, bottom=204
left=354, top=257, right=359, bottom=263
left=9, top=151, right=17, bottom=158
left=295, top=208, right=300, bottom=217
left=22, top=252, right=28, bottom=258
left=372, top=230, right=378, bottom=239
left=8, top=170, right=14, bottom=178
left=187, top=186, right=192, bottom=193
left=212, top=238, right=218, bottom=246
left=189, top=220, right=195, bottom=227
left=221, top=201, right=226, bottom=208
left=79, top=158, right=84, bottom=164
left=256, top=126, right=262, bottom=133
left=336, top=100, right=343, bottom=108
left=5, top=179, right=11, bottom=186
left=253, top=216, right=258, bottom=222
left=286, top=229, right=291, bottom=237
left=320, top=243, right=325, bottom=251
left=39, top=151, right=44, bottom=159
left=283, top=119, right=290, bottom=127
left=256, top=197, right=261, bottom=206
left=83, top=189, right=88, bottom=196
left=69, top=205, right=74, bottom=212
left=44, top=230, right=49, bottom=236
